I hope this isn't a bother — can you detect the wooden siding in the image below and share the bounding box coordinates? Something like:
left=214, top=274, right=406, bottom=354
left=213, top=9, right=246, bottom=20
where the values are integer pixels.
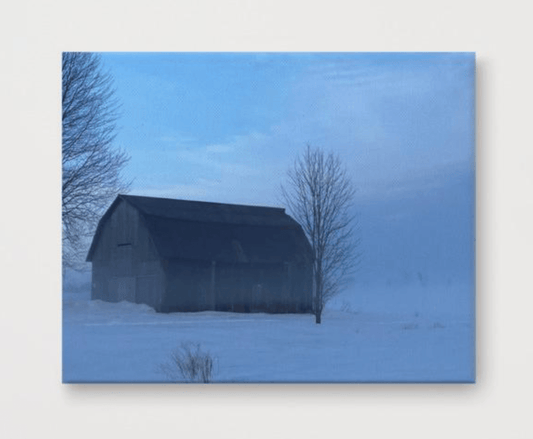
left=161, top=260, right=312, bottom=313
left=91, top=199, right=165, bottom=310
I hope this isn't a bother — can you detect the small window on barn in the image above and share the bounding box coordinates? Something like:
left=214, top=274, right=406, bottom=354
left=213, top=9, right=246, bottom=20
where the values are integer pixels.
left=117, top=243, right=132, bottom=247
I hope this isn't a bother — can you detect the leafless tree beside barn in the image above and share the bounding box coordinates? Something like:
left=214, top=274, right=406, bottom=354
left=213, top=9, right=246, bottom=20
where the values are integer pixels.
left=282, top=145, right=360, bottom=324
left=62, top=52, right=129, bottom=269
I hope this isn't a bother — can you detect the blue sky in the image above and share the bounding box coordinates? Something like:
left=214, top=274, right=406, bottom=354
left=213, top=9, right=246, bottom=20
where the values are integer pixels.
left=100, top=52, right=475, bottom=287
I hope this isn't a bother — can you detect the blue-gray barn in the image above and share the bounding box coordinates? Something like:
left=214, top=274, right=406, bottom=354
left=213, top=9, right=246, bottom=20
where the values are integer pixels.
left=87, top=195, right=314, bottom=313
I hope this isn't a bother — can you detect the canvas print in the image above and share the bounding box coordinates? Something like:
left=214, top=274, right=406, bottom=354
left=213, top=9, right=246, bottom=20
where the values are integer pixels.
left=62, top=52, right=475, bottom=383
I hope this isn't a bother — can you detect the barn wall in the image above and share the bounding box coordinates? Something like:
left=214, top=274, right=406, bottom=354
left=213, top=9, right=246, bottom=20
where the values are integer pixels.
left=291, top=261, right=313, bottom=312
left=161, top=259, right=313, bottom=314
left=91, top=200, right=165, bottom=310
left=161, top=260, right=212, bottom=312
left=214, top=263, right=279, bottom=312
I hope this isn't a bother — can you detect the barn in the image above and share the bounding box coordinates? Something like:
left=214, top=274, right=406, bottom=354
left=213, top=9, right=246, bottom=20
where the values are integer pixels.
left=86, top=194, right=314, bottom=314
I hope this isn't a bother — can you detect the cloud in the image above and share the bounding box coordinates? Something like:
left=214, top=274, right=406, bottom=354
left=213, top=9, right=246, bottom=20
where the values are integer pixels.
left=123, top=54, right=474, bottom=212
left=205, top=144, right=234, bottom=154
left=356, top=159, right=474, bottom=204
left=171, top=132, right=269, bottom=176
left=157, top=134, right=196, bottom=144
left=129, top=130, right=289, bottom=206
left=133, top=184, right=210, bottom=200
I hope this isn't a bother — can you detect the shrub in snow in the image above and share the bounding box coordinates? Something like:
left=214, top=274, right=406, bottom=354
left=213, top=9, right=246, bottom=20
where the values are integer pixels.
left=158, top=342, right=215, bottom=383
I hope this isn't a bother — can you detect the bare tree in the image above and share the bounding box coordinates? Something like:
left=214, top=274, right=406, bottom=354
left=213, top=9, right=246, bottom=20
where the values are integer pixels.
left=62, top=52, right=129, bottom=269
left=282, top=145, right=360, bottom=324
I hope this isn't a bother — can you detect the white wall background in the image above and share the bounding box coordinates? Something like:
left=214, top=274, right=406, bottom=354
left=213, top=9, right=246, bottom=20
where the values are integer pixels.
left=0, top=1, right=530, bottom=438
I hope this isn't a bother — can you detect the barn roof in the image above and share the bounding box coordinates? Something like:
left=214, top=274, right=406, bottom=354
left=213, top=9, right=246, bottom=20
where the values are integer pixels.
left=121, top=194, right=295, bottom=227
left=87, top=194, right=313, bottom=264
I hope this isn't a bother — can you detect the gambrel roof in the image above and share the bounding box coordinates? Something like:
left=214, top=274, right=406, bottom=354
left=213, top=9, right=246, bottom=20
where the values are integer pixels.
left=87, top=194, right=313, bottom=265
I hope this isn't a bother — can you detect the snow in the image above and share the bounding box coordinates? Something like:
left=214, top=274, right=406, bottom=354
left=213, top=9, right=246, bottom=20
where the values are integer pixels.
left=62, top=284, right=474, bottom=383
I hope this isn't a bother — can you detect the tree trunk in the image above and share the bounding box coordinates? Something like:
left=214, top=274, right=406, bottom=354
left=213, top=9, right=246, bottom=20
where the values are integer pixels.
left=314, top=267, right=322, bottom=324
left=314, top=294, right=322, bottom=324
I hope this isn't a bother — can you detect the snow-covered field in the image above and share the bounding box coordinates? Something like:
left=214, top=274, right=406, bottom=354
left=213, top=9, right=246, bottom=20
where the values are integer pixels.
left=62, top=284, right=474, bottom=383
